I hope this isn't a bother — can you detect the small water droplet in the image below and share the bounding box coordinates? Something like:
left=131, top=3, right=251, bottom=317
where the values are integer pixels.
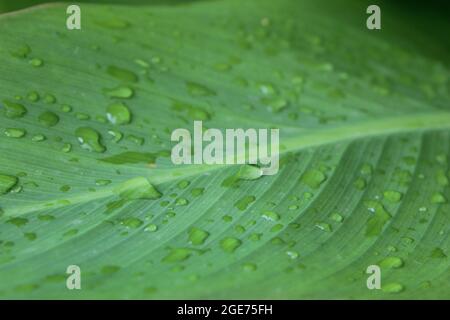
left=103, top=86, right=134, bottom=99
left=430, top=247, right=447, bottom=258
left=286, top=250, right=299, bottom=259
left=108, top=130, right=123, bottom=143
left=176, top=198, right=189, bottom=206
left=4, top=128, right=26, bottom=138
left=379, top=256, right=404, bottom=269
left=234, top=195, right=256, bottom=211
left=383, top=190, right=402, bottom=203
left=96, top=179, right=112, bottom=186
left=330, top=212, right=344, bottom=223
left=24, top=232, right=37, bottom=241
left=44, top=94, right=56, bottom=104
left=29, top=58, right=43, bottom=67
left=315, top=222, right=332, bottom=232
left=261, top=211, right=280, bottom=221
left=186, top=81, right=216, bottom=97
left=106, top=65, right=138, bottom=83
left=32, top=134, right=46, bottom=142
left=38, top=111, right=59, bottom=127
left=431, top=192, right=447, bottom=204
left=353, top=177, right=366, bottom=190
left=7, top=217, right=29, bottom=227
left=27, top=91, right=40, bottom=102
left=106, top=102, right=131, bottom=125
left=0, top=174, right=18, bottom=194
left=242, top=263, right=257, bottom=271
left=162, top=248, right=192, bottom=263
left=189, top=227, right=209, bottom=245
left=113, top=177, right=162, bottom=200
left=61, top=104, right=72, bottom=113
left=144, top=224, right=158, bottom=232
left=382, top=283, right=404, bottom=294
left=2, top=100, right=27, bottom=118
left=191, top=188, right=205, bottom=197
left=101, top=265, right=121, bottom=275
left=120, top=217, right=144, bottom=229
left=301, top=169, right=327, bottom=189
left=364, top=200, right=391, bottom=237
left=75, top=127, right=106, bottom=153
left=220, top=237, right=242, bottom=253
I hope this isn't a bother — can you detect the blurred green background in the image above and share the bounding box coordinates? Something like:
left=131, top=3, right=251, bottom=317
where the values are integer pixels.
left=1, top=0, right=448, bottom=65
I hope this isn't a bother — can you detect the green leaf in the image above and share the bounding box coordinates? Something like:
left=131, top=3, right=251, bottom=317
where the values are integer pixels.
left=0, top=0, right=448, bottom=299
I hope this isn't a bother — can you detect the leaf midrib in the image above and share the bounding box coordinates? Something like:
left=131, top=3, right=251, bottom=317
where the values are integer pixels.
left=5, top=111, right=450, bottom=217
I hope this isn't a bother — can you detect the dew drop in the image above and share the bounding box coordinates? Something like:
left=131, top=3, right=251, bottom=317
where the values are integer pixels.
left=364, top=200, right=391, bottom=237
left=0, top=174, right=18, bottom=194
left=191, top=188, right=205, bottom=197
left=330, top=212, right=344, bottom=223
left=106, top=102, right=131, bottom=125
left=430, top=247, right=447, bottom=258
left=2, top=100, right=27, bottom=118
left=38, top=111, right=59, bottom=127
left=75, top=127, right=106, bottom=153
left=242, top=263, right=257, bottom=272
left=113, top=177, right=162, bottom=200
left=379, top=256, right=404, bottom=269
left=220, top=237, right=242, bottom=253
left=29, top=58, right=43, bottom=67
left=301, top=169, right=326, bottom=189
left=234, top=195, right=256, bottom=211
left=106, top=65, right=138, bottom=83
left=144, top=224, right=158, bottom=232
left=120, top=217, right=144, bottom=229
left=186, top=81, right=216, bottom=96
left=383, top=190, right=402, bottom=203
left=261, top=211, right=280, bottom=221
left=27, top=91, right=39, bottom=102
left=188, top=227, right=209, bottom=245
left=315, top=222, right=332, bottom=232
left=431, top=192, right=447, bottom=204
left=382, top=283, right=404, bottom=294
left=7, top=217, right=28, bottom=227
left=103, top=86, right=134, bottom=99
left=32, top=134, right=46, bottom=142
left=162, top=248, right=192, bottom=263
left=4, top=128, right=26, bottom=138
left=101, top=265, right=121, bottom=275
